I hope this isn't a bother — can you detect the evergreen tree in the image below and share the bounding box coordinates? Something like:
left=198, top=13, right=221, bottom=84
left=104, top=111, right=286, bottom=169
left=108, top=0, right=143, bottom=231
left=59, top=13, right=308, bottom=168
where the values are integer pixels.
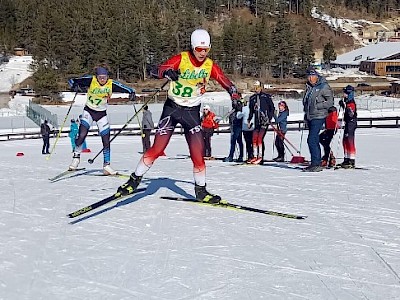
left=254, top=16, right=273, bottom=78
left=0, top=0, right=17, bottom=52
left=272, top=14, right=296, bottom=79
left=32, top=62, right=59, bottom=98
left=296, top=28, right=315, bottom=77
left=323, top=41, right=337, bottom=70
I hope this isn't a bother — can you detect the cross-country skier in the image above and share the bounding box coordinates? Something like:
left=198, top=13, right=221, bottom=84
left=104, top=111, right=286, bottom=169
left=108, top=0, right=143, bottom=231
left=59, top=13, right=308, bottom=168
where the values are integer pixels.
left=117, top=29, right=241, bottom=203
left=338, top=85, right=357, bottom=168
left=68, top=66, right=135, bottom=175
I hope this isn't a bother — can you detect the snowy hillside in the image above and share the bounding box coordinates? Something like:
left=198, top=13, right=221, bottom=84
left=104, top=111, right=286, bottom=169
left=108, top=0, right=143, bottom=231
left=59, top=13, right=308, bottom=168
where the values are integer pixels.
left=0, top=55, right=33, bottom=93
left=311, top=7, right=394, bottom=46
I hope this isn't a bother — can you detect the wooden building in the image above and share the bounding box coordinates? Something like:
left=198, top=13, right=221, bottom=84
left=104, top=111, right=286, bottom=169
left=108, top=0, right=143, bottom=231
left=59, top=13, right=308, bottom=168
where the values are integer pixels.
left=14, top=48, right=29, bottom=56
left=391, top=81, right=400, bottom=97
left=360, top=60, right=400, bottom=77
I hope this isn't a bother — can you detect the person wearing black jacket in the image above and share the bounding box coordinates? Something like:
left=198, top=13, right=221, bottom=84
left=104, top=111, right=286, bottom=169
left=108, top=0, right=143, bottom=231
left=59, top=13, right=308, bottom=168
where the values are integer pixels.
left=338, top=85, right=357, bottom=168
left=247, top=81, right=275, bottom=164
left=40, top=120, right=51, bottom=154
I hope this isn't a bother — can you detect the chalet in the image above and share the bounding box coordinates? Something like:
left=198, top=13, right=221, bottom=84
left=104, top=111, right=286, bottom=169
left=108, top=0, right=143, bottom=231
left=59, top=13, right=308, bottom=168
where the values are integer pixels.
left=14, top=48, right=29, bottom=56
left=332, top=42, right=400, bottom=77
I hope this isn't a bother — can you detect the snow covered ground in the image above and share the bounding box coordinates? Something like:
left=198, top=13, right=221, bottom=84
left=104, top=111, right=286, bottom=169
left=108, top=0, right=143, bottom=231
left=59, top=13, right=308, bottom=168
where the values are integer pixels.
left=1, top=127, right=400, bottom=299
left=0, top=56, right=33, bottom=93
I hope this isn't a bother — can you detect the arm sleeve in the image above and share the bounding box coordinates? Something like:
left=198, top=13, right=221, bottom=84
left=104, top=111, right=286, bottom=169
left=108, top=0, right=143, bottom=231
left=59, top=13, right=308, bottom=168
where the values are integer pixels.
left=247, top=97, right=255, bottom=123
left=68, top=76, right=93, bottom=90
left=157, top=54, right=182, bottom=78
left=111, top=80, right=135, bottom=94
left=210, top=62, right=235, bottom=92
left=267, top=97, right=275, bottom=120
left=346, top=103, right=356, bottom=118
left=275, top=110, right=288, bottom=123
left=317, top=84, right=334, bottom=110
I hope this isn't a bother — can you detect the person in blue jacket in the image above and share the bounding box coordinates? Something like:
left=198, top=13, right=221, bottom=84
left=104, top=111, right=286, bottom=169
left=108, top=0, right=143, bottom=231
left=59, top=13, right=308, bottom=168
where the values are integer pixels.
left=273, top=100, right=289, bottom=162
left=223, top=100, right=244, bottom=162
left=238, top=96, right=254, bottom=163
left=78, top=114, right=88, bottom=151
left=68, top=66, right=135, bottom=175
left=69, top=119, right=78, bottom=152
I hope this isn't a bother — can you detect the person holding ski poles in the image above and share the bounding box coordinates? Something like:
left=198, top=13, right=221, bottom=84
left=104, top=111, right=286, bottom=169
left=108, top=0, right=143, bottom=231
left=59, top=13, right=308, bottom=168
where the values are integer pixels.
left=273, top=100, right=289, bottom=162
left=337, top=85, right=357, bottom=168
left=68, top=66, right=135, bottom=175
left=302, top=66, right=334, bottom=172
left=117, top=28, right=241, bottom=203
left=247, top=81, right=275, bottom=165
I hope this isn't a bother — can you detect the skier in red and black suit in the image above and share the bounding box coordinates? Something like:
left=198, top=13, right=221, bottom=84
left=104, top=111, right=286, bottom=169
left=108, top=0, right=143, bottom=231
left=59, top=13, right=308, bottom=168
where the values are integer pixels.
left=338, top=85, right=357, bottom=168
left=117, top=29, right=240, bottom=203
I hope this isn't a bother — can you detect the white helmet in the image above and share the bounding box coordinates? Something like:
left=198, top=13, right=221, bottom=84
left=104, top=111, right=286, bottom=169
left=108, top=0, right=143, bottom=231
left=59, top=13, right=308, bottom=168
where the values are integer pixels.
left=191, top=29, right=211, bottom=49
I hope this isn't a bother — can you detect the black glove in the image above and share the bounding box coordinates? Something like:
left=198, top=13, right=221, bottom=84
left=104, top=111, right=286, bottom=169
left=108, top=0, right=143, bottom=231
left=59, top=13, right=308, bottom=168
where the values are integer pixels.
left=72, top=84, right=82, bottom=92
left=339, top=100, right=345, bottom=109
left=162, top=69, right=180, bottom=81
left=129, top=92, right=135, bottom=101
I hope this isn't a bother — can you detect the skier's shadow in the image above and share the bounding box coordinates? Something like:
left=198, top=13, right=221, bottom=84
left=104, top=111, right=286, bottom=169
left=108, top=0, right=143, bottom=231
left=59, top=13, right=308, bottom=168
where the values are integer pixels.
left=69, top=177, right=194, bottom=224
left=51, top=169, right=131, bottom=183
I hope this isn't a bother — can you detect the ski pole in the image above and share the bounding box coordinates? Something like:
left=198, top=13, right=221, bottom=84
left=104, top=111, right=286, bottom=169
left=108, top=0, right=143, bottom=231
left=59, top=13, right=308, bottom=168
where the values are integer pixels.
left=46, top=91, right=78, bottom=160
left=269, top=122, right=302, bottom=154
left=88, top=80, right=169, bottom=164
left=335, top=104, right=345, bottom=160
left=299, top=124, right=304, bottom=154
left=133, top=104, right=145, bottom=138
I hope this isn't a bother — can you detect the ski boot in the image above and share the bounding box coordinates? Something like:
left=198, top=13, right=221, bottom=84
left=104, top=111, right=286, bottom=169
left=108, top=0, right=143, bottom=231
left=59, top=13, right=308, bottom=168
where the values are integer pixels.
left=103, top=163, right=117, bottom=175
left=338, top=158, right=355, bottom=169
left=302, top=165, right=324, bottom=172
left=273, top=156, right=284, bottom=162
left=117, top=173, right=142, bottom=196
left=328, top=154, right=336, bottom=168
left=320, top=159, right=328, bottom=167
left=68, top=153, right=80, bottom=170
left=341, top=158, right=355, bottom=169
left=195, top=184, right=222, bottom=204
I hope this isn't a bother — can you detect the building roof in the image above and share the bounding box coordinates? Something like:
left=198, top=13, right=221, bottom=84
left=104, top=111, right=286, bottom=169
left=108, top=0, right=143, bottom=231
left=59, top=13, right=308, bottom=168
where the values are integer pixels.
left=332, top=42, right=400, bottom=66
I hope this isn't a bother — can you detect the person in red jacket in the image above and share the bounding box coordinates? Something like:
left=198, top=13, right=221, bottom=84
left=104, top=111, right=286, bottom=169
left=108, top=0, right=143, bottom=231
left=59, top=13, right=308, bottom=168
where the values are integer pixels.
left=201, top=104, right=219, bottom=159
left=319, top=106, right=339, bottom=167
left=117, top=29, right=240, bottom=203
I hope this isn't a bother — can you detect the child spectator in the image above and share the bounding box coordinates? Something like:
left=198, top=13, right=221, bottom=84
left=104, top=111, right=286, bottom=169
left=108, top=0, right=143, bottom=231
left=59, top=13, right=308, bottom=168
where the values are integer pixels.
left=273, top=101, right=289, bottom=162
left=201, top=104, right=219, bottom=159
left=319, top=106, right=338, bottom=167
